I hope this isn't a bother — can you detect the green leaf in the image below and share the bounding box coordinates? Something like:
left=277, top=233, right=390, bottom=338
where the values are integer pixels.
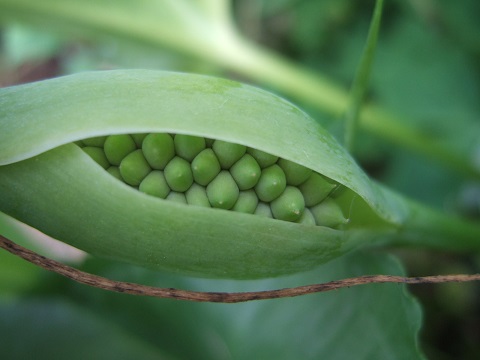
left=20, top=252, right=424, bottom=359
left=1, top=70, right=479, bottom=278
left=0, top=298, right=172, bottom=360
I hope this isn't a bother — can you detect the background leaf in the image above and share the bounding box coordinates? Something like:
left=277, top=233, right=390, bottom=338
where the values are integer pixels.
left=0, top=251, right=424, bottom=360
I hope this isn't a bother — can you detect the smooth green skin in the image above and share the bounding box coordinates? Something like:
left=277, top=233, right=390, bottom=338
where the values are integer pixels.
left=232, top=190, right=259, bottom=214
left=310, top=198, right=348, bottom=229
left=106, top=166, right=122, bottom=181
left=270, top=186, right=305, bottom=222
left=296, top=208, right=316, bottom=226
left=191, top=148, right=221, bottom=186
left=230, top=153, right=261, bottom=190
left=278, top=158, right=313, bottom=186
left=81, top=136, right=107, bottom=147
left=254, top=202, right=273, bottom=218
left=82, top=146, right=110, bottom=169
left=185, top=183, right=210, bottom=208
left=174, top=134, right=206, bottom=162
left=142, top=133, right=175, bottom=170
left=119, top=149, right=151, bottom=186
left=139, top=170, right=170, bottom=199
left=212, top=140, right=246, bottom=169
left=1, top=71, right=480, bottom=278
left=166, top=191, right=187, bottom=204
left=206, top=170, right=239, bottom=210
left=131, top=133, right=147, bottom=147
left=164, top=156, right=193, bottom=192
left=247, top=147, right=278, bottom=168
left=255, top=164, right=287, bottom=202
left=299, top=173, right=337, bottom=207
left=103, top=134, right=137, bottom=166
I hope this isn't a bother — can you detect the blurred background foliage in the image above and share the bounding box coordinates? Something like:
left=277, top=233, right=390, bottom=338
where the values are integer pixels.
left=0, top=0, right=479, bottom=359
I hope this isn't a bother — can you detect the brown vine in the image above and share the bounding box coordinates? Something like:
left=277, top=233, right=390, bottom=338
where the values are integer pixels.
left=1, top=234, right=479, bottom=303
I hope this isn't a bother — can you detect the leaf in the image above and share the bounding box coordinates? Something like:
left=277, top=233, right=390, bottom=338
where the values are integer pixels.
left=17, top=251, right=424, bottom=359
left=1, top=71, right=479, bottom=279
left=0, top=298, right=172, bottom=360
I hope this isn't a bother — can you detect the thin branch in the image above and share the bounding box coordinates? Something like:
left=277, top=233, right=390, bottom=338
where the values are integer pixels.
left=1, top=234, right=479, bottom=303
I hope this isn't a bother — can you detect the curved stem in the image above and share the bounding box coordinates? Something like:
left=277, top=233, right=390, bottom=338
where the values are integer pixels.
left=397, top=199, right=480, bottom=252
left=1, top=234, right=479, bottom=303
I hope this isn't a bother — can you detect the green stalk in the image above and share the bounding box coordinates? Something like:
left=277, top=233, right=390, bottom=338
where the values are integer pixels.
left=344, top=0, right=384, bottom=152
left=0, top=0, right=477, bottom=179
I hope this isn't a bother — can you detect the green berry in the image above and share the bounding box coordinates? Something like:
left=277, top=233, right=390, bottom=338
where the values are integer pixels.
left=139, top=170, right=170, bottom=199
left=278, top=158, right=312, bottom=186
left=131, top=133, right=148, bottom=147
left=119, top=149, right=152, bottom=186
left=164, top=157, right=193, bottom=192
left=191, top=148, right=221, bottom=186
left=185, top=183, right=211, bottom=207
left=107, top=166, right=122, bottom=180
left=82, top=146, right=110, bottom=169
left=299, top=173, right=337, bottom=207
left=232, top=190, right=258, bottom=214
left=82, top=136, right=107, bottom=147
left=295, top=208, right=316, bottom=225
left=254, top=164, right=286, bottom=202
left=104, top=134, right=137, bottom=166
left=142, top=133, right=175, bottom=170
left=166, top=191, right=187, bottom=204
left=230, top=154, right=261, bottom=190
left=247, top=147, right=278, bottom=168
left=310, top=198, right=347, bottom=228
left=270, top=186, right=305, bottom=222
left=254, top=202, right=273, bottom=218
left=212, top=140, right=246, bottom=169
left=174, top=134, right=206, bottom=161
left=206, top=170, right=239, bottom=209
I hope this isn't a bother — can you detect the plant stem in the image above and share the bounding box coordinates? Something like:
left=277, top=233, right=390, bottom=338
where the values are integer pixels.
left=344, top=0, right=383, bottom=152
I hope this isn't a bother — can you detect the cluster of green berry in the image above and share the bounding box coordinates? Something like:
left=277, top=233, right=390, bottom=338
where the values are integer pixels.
left=78, top=133, right=346, bottom=227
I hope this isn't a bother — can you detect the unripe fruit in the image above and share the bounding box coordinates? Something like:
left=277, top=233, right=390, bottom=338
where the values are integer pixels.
left=270, top=186, right=305, bottom=221
left=299, top=173, right=337, bottom=207
left=207, top=170, right=239, bottom=209
left=174, top=134, right=206, bottom=161
left=139, top=170, right=170, bottom=199
left=310, top=198, right=347, bottom=228
left=166, top=191, right=187, bottom=204
left=254, top=164, right=286, bottom=202
left=164, top=156, right=193, bottom=192
left=79, top=131, right=344, bottom=228
left=296, top=208, right=316, bottom=225
left=119, top=149, right=151, bottom=186
left=191, top=148, right=221, bottom=186
left=212, top=140, right=246, bottom=169
left=131, top=133, right=148, bottom=147
left=82, top=136, right=107, bottom=147
left=232, top=190, right=258, bottom=214
left=83, top=146, right=110, bottom=169
left=142, top=133, right=175, bottom=170
left=230, top=154, right=261, bottom=190
left=107, top=166, right=122, bottom=181
left=185, top=183, right=211, bottom=207
left=104, top=134, right=137, bottom=166
left=254, top=202, right=273, bottom=218
left=247, top=147, right=278, bottom=168
left=278, top=158, right=312, bottom=186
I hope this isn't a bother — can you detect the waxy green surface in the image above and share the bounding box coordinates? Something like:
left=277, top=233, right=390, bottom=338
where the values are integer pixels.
left=1, top=70, right=478, bottom=278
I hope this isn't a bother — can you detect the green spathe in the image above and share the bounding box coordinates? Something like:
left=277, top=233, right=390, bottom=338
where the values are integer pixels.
left=2, top=70, right=479, bottom=278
